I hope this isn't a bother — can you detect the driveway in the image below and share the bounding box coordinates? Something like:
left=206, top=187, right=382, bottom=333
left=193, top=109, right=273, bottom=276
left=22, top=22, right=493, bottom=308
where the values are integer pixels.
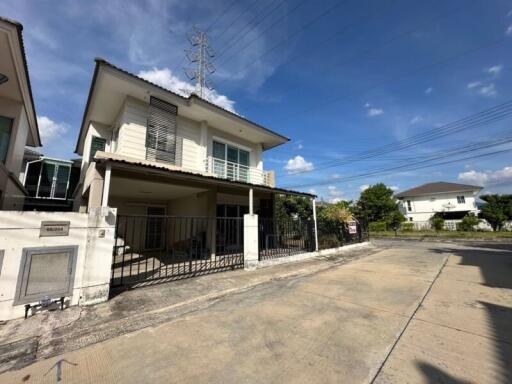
left=1, top=240, right=510, bottom=383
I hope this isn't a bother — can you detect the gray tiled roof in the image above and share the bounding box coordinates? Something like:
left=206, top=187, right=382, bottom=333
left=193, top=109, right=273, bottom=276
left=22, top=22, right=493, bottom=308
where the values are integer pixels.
left=395, top=182, right=482, bottom=198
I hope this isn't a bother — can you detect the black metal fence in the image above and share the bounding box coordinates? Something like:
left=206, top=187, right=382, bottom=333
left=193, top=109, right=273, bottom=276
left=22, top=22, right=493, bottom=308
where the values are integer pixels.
left=112, top=215, right=244, bottom=288
left=258, top=217, right=315, bottom=260
left=317, top=218, right=369, bottom=250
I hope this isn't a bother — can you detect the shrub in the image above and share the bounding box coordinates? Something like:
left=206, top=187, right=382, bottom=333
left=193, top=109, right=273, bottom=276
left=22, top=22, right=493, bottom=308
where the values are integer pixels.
left=401, top=222, right=414, bottom=231
left=457, top=214, right=480, bottom=231
left=430, top=214, right=445, bottom=232
left=369, top=221, right=387, bottom=232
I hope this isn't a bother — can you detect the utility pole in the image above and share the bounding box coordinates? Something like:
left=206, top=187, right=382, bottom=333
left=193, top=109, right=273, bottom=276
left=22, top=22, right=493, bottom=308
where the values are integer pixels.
left=184, top=28, right=215, bottom=98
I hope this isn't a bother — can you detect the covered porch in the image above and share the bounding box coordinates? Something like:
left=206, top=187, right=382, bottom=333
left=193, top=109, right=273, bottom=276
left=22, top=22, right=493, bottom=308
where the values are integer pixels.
left=79, top=154, right=315, bottom=288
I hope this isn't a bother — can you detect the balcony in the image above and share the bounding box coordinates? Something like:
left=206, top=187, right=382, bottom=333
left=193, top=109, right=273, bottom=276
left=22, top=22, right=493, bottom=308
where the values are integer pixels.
left=204, top=157, right=273, bottom=187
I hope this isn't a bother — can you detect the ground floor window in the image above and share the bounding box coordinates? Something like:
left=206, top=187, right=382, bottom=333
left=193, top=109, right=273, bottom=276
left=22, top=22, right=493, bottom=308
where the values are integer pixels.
left=216, top=204, right=248, bottom=218
left=457, top=196, right=465, bottom=204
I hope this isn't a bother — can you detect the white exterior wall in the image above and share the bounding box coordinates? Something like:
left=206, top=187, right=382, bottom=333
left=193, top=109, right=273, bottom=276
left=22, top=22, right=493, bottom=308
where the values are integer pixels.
left=79, top=96, right=268, bottom=188
left=0, top=97, right=30, bottom=210
left=399, top=191, right=479, bottom=221
left=0, top=208, right=116, bottom=320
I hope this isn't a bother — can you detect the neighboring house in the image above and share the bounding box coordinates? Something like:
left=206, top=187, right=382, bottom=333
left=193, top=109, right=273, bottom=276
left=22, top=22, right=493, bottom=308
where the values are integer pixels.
left=21, top=148, right=80, bottom=211
left=395, top=182, right=482, bottom=223
left=0, top=17, right=41, bottom=210
left=74, top=58, right=313, bottom=242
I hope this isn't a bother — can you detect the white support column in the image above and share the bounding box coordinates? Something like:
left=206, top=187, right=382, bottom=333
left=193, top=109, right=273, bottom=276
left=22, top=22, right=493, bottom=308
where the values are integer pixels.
left=312, top=197, right=319, bottom=252
left=101, top=163, right=111, bottom=208
left=244, top=213, right=259, bottom=270
left=249, top=188, right=254, bottom=215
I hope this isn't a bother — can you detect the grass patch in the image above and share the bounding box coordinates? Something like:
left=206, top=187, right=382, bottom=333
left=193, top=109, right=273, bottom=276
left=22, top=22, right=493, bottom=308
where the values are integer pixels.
left=371, top=231, right=512, bottom=239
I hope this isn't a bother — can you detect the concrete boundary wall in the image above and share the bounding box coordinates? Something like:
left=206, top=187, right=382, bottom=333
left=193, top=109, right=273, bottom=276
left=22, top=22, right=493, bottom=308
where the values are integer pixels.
left=0, top=208, right=116, bottom=320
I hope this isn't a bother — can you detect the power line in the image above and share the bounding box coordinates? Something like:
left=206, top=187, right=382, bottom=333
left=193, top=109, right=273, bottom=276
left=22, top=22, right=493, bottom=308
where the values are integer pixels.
left=217, top=0, right=402, bottom=88
left=286, top=136, right=512, bottom=189
left=205, top=0, right=240, bottom=32
left=215, top=0, right=326, bottom=68
left=215, top=0, right=288, bottom=60
left=213, top=0, right=261, bottom=42
left=284, top=101, right=512, bottom=176
left=239, top=2, right=463, bottom=111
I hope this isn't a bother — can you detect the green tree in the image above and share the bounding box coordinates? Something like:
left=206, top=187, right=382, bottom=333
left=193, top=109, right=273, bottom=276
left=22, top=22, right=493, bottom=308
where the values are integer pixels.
left=386, top=210, right=406, bottom=234
left=457, top=214, right=480, bottom=231
left=430, top=213, right=445, bottom=232
left=274, top=194, right=312, bottom=222
left=480, top=194, right=512, bottom=231
left=317, top=200, right=354, bottom=223
left=355, top=183, right=401, bottom=222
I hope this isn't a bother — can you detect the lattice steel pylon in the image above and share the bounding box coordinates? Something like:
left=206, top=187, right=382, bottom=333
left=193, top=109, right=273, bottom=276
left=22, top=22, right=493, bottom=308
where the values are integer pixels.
left=184, top=27, right=215, bottom=99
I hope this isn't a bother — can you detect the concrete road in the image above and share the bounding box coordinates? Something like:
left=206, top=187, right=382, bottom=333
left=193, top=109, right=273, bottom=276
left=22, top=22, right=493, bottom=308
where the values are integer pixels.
left=1, top=240, right=510, bottom=383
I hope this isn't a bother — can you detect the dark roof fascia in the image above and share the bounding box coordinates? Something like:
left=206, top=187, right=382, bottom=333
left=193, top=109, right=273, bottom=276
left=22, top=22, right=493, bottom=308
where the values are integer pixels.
left=97, top=157, right=315, bottom=198
left=75, top=58, right=289, bottom=153
left=74, top=58, right=101, bottom=154
left=0, top=17, right=41, bottom=146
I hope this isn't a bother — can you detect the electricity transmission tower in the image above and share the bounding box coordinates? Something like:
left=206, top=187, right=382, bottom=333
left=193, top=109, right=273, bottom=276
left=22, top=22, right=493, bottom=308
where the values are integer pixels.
left=184, top=28, right=215, bottom=98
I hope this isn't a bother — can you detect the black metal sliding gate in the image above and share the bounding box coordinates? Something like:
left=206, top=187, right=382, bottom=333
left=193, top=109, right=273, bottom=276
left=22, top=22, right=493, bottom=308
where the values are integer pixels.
left=111, top=215, right=244, bottom=288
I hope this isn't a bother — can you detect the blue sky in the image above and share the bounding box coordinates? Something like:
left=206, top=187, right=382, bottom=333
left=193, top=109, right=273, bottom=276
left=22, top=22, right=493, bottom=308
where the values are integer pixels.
left=2, top=0, right=512, bottom=201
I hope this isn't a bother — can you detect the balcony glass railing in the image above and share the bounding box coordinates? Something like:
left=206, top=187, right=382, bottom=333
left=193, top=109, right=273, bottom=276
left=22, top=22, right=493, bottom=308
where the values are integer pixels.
left=204, top=157, right=270, bottom=186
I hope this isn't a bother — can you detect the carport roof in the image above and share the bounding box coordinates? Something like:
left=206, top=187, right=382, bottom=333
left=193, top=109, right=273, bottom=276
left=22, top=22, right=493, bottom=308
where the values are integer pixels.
left=95, top=152, right=315, bottom=198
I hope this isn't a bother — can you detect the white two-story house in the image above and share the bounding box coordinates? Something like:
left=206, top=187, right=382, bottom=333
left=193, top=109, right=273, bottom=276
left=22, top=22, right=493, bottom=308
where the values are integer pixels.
left=395, top=182, right=482, bottom=224
left=74, top=59, right=314, bottom=285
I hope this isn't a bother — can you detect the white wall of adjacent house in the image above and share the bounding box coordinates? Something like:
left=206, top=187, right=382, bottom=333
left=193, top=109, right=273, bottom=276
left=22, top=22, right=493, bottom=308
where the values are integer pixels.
left=0, top=97, right=30, bottom=210
left=399, top=191, right=479, bottom=222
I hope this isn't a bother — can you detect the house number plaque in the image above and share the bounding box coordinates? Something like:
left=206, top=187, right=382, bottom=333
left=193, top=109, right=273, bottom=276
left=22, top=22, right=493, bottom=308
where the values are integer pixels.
left=40, top=221, right=70, bottom=237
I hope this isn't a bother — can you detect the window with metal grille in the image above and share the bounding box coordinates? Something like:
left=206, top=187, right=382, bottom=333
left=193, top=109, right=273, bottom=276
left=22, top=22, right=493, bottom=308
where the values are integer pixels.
left=457, top=196, right=465, bottom=204
left=89, top=136, right=106, bottom=162
left=146, top=97, right=178, bottom=164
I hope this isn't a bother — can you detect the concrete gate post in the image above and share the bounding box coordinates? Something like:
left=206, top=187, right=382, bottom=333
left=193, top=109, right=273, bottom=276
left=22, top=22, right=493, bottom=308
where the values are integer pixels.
left=244, top=214, right=259, bottom=271
left=79, top=207, right=117, bottom=305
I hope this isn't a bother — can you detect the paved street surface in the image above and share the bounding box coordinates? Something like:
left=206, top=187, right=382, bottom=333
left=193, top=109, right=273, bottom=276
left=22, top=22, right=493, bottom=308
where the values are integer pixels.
left=0, top=240, right=510, bottom=383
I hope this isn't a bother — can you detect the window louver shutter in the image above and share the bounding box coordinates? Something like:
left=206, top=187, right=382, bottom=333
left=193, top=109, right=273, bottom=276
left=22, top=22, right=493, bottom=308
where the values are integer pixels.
left=146, top=97, right=178, bottom=164
left=89, top=136, right=106, bottom=162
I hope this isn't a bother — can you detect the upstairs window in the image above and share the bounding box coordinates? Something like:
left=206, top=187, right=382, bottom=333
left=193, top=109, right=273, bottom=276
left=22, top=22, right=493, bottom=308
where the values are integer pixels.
left=146, top=97, right=178, bottom=164
left=212, top=141, right=250, bottom=182
left=457, top=196, right=465, bottom=204
left=89, top=136, right=106, bottom=162
left=406, top=200, right=412, bottom=211
left=0, top=116, right=13, bottom=164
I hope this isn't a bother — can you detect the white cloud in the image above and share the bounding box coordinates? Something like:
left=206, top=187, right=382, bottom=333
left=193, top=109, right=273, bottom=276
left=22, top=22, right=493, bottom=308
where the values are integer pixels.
left=327, top=185, right=345, bottom=203
left=137, top=67, right=236, bottom=112
left=284, top=156, right=314, bottom=174
left=331, top=174, right=341, bottom=180
left=425, top=87, right=433, bottom=94
left=458, top=166, right=512, bottom=187
left=485, top=65, right=503, bottom=76
left=359, top=184, right=369, bottom=192
left=308, top=188, right=317, bottom=195
left=479, top=83, right=496, bottom=97
left=364, top=102, right=371, bottom=108
left=390, top=185, right=399, bottom=191
left=410, top=115, right=423, bottom=124
left=467, top=81, right=481, bottom=89
left=367, top=108, right=384, bottom=117
left=37, top=116, right=67, bottom=143
left=506, top=25, right=512, bottom=36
